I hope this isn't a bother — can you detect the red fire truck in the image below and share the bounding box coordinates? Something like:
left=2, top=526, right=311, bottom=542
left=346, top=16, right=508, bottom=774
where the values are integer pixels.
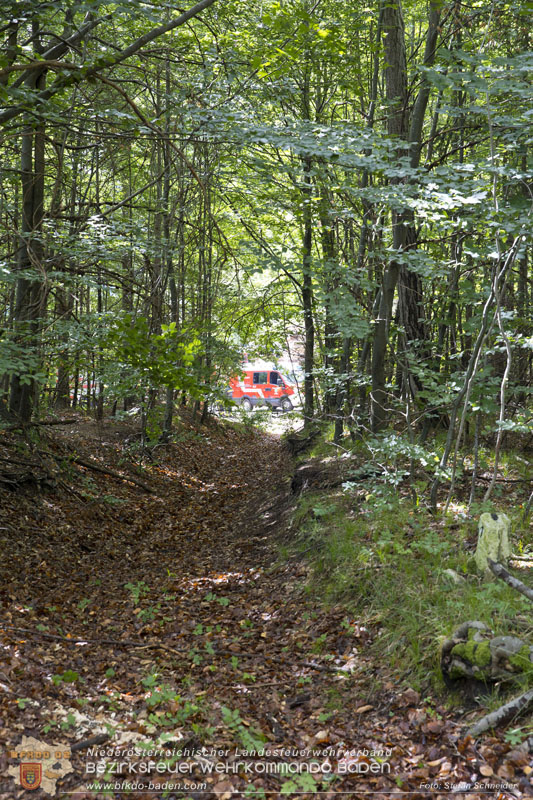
left=228, top=361, right=296, bottom=411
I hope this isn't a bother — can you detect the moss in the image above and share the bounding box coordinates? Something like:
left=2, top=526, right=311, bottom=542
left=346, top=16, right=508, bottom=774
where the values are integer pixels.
left=508, top=644, right=533, bottom=672
left=452, top=639, right=492, bottom=668
left=475, top=512, right=511, bottom=573
left=449, top=663, right=472, bottom=681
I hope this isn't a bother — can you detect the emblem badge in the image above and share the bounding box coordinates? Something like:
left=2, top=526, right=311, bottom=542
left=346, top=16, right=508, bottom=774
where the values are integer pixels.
left=20, top=763, right=42, bottom=790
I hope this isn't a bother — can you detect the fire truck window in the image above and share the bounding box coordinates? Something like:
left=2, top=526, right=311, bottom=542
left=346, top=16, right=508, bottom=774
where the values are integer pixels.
left=253, top=372, right=267, bottom=384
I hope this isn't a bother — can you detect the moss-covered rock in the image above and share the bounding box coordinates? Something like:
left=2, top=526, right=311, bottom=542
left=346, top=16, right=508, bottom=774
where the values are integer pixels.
left=452, top=639, right=491, bottom=668
left=490, top=637, right=533, bottom=674
left=442, top=621, right=533, bottom=684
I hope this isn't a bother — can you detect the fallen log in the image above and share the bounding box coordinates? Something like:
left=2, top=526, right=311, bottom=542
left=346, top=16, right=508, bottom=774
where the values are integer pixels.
left=3, top=417, right=79, bottom=432
left=488, top=559, right=533, bottom=604
left=466, top=687, right=533, bottom=738
left=464, top=471, right=533, bottom=484
left=37, top=418, right=79, bottom=426
left=69, top=455, right=154, bottom=493
left=40, top=449, right=154, bottom=493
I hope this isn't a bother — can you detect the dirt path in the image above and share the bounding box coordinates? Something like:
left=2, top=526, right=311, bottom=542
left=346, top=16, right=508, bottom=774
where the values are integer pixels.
left=0, top=418, right=524, bottom=799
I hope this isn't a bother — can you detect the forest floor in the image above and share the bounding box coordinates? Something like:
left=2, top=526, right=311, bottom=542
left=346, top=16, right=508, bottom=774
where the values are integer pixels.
left=0, top=413, right=530, bottom=799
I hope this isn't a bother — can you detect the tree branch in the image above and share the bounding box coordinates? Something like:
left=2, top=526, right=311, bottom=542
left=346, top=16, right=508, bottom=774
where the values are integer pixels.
left=0, top=60, right=81, bottom=80
left=0, top=0, right=217, bottom=126
left=487, top=559, right=533, bottom=604
left=467, top=687, right=533, bottom=738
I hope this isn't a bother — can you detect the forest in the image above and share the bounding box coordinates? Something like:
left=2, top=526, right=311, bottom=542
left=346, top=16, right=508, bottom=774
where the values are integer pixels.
left=0, top=0, right=532, bottom=797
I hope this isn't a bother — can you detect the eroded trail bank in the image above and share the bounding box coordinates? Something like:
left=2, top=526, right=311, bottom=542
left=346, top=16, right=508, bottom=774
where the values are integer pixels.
left=0, top=417, right=526, bottom=799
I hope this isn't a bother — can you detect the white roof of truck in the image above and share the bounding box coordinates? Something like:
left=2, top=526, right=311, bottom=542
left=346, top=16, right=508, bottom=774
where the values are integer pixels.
left=243, top=360, right=277, bottom=371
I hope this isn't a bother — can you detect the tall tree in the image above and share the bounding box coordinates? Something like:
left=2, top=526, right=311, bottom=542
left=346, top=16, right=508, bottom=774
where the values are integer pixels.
left=370, top=0, right=441, bottom=432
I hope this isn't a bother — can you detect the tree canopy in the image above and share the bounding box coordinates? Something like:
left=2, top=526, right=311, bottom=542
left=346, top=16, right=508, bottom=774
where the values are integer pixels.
left=0, top=0, right=531, bottom=506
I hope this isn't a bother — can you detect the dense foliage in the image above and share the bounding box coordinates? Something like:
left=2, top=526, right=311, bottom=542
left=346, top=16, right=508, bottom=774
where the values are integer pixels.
left=0, top=0, right=531, bottom=505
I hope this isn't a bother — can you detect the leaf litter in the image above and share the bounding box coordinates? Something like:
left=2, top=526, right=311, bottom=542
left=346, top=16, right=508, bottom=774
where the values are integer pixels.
left=0, top=414, right=531, bottom=799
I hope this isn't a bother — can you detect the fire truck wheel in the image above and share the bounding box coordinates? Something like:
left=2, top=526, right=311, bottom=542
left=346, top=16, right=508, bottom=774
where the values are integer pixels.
left=241, top=397, right=253, bottom=412
left=280, top=397, right=293, bottom=412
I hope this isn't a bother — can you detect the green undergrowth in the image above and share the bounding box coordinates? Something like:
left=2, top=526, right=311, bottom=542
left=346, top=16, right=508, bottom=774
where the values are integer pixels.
left=286, top=454, right=533, bottom=695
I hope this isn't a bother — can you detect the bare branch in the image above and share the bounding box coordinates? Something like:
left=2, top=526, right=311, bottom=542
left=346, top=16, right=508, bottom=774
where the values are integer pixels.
left=0, top=0, right=217, bottom=126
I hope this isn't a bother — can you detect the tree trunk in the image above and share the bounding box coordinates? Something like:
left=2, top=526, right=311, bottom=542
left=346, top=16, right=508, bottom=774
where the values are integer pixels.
left=371, top=0, right=441, bottom=431
left=318, top=192, right=340, bottom=418
left=9, top=65, right=46, bottom=422
left=302, top=155, right=315, bottom=425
